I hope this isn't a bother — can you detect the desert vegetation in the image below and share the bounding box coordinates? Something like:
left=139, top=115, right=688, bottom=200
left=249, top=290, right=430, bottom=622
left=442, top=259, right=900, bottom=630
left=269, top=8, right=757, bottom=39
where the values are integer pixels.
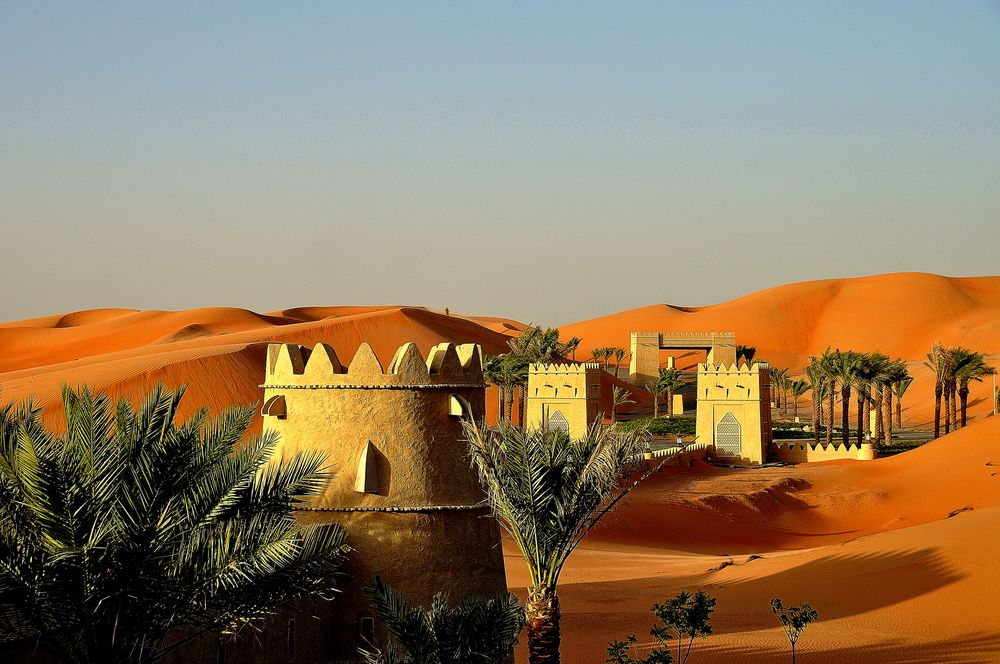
left=607, top=590, right=716, bottom=664
left=360, top=577, right=524, bottom=664
left=0, top=386, right=350, bottom=664
left=462, top=419, right=659, bottom=664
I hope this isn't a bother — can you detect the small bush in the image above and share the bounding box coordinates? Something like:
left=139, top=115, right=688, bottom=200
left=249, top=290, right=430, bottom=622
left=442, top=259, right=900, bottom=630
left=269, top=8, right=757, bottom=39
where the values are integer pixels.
left=617, top=417, right=696, bottom=436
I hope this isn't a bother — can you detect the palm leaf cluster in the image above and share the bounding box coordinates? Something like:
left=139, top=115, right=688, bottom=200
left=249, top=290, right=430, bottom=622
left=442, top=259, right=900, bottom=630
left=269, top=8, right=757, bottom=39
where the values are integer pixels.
left=803, top=349, right=911, bottom=448
left=483, top=326, right=581, bottom=424
left=462, top=419, right=649, bottom=592
left=0, top=385, right=349, bottom=664
left=359, top=576, right=524, bottom=664
left=926, top=343, right=995, bottom=436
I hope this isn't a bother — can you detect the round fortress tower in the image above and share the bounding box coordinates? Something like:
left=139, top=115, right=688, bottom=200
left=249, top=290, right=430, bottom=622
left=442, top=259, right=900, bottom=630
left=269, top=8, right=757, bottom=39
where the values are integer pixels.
left=261, top=341, right=506, bottom=662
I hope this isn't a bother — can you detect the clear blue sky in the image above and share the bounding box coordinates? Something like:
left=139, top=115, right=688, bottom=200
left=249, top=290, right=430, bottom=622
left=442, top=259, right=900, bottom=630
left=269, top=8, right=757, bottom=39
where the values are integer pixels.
left=2, top=2, right=998, bottom=324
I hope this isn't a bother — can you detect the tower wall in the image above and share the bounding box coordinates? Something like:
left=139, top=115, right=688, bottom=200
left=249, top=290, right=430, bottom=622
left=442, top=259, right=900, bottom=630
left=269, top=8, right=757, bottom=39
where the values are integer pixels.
left=261, top=342, right=506, bottom=662
left=695, top=362, right=771, bottom=466
left=525, top=362, right=602, bottom=438
left=628, top=332, right=661, bottom=386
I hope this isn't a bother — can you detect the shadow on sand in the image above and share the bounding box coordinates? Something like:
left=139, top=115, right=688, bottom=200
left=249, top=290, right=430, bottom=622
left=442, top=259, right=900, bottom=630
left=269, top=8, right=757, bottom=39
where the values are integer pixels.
left=699, top=632, right=1000, bottom=663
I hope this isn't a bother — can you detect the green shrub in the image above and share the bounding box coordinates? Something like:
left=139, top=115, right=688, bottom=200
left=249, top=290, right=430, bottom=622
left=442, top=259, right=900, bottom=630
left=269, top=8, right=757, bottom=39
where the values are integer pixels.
left=617, top=417, right=696, bottom=436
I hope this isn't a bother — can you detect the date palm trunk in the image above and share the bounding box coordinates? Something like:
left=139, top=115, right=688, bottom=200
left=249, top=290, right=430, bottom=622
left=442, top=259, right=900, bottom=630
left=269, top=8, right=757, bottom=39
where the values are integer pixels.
left=873, top=387, right=884, bottom=447
left=667, top=389, right=674, bottom=418
left=812, top=384, right=821, bottom=446
left=933, top=381, right=942, bottom=438
left=896, top=396, right=903, bottom=430
left=841, top=383, right=851, bottom=447
left=943, top=384, right=951, bottom=435
left=959, top=384, right=970, bottom=428
left=883, top=384, right=893, bottom=448
left=950, top=382, right=958, bottom=430
left=826, top=388, right=835, bottom=447
left=856, top=389, right=865, bottom=446
left=526, top=585, right=560, bottom=664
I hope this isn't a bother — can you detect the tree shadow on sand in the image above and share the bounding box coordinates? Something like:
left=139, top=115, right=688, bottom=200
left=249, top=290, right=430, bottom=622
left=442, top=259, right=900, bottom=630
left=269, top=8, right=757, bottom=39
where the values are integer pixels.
left=700, top=632, right=1000, bottom=663
left=563, top=547, right=962, bottom=623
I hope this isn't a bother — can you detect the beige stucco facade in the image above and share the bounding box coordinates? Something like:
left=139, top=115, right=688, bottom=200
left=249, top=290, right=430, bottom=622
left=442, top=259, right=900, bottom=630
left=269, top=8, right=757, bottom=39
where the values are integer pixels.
left=770, top=440, right=875, bottom=463
left=629, top=331, right=737, bottom=386
left=695, top=362, right=772, bottom=466
left=525, top=362, right=602, bottom=438
left=260, top=341, right=506, bottom=663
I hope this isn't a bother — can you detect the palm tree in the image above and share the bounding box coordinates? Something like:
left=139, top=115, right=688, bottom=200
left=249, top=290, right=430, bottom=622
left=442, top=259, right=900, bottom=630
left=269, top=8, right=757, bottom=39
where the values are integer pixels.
left=804, top=359, right=825, bottom=446
left=490, top=326, right=581, bottom=426
left=484, top=354, right=525, bottom=424
left=881, top=359, right=909, bottom=447
left=789, top=380, right=810, bottom=421
left=769, top=368, right=788, bottom=412
left=657, top=368, right=687, bottom=418
left=926, top=343, right=947, bottom=439
left=611, top=386, right=635, bottom=424
left=462, top=419, right=656, bottom=664
left=736, top=345, right=756, bottom=365
left=863, top=353, right=891, bottom=446
left=0, top=385, right=350, bottom=664
left=359, top=576, right=524, bottom=664
left=611, top=348, right=626, bottom=379
left=562, top=337, right=582, bottom=362
left=956, top=352, right=994, bottom=428
left=591, top=347, right=611, bottom=372
left=826, top=350, right=860, bottom=447
left=818, top=349, right=837, bottom=446
left=645, top=381, right=666, bottom=419
left=892, top=376, right=914, bottom=429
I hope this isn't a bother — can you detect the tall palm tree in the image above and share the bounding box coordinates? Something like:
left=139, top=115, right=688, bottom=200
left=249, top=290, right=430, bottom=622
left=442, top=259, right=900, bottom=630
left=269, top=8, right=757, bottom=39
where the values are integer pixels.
left=881, top=359, right=909, bottom=448
left=869, top=352, right=892, bottom=446
left=826, top=350, right=860, bottom=447
left=892, top=376, right=914, bottom=429
left=736, top=345, right=756, bottom=365
left=789, top=380, right=810, bottom=421
left=926, top=343, right=947, bottom=439
left=483, top=354, right=524, bottom=424
left=818, top=349, right=837, bottom=446
left=0, top=385, right=350, bottom=664
left=804, top=359, right=825, bottom=446
left=645, top=381, right=666, bottom=419
left=611, top=387, right=634, bottom=424
left=462, top=420, right=656, bottom=664
left=591, top=347, right=611, bottom=372
left=769, top=368, right=788, bottom=413
left=657, top=368, right=687, bottom=418
left=956, top=352, right=995, bottom=428
left=611, top=348, right=626, bottom=379
left=360, top=577, right=524, bottom=664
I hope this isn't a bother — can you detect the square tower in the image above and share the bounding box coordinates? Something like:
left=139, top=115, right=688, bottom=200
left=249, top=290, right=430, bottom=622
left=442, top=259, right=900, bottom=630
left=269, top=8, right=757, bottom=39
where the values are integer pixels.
left=695, top=362, right=771, bottom=465
left=525, top=362, right=603, bottom=439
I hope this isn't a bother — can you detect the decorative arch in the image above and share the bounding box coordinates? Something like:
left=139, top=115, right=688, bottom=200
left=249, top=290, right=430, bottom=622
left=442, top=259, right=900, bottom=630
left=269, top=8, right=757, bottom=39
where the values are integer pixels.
left=715, top=412, right=742, bottom=457
left=547, top=410, right=570, bottom=433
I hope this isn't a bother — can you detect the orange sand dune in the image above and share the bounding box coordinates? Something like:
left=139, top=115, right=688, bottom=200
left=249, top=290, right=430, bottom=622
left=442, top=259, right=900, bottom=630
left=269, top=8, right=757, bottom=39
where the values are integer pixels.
left=0, top=306, right=515, bottom=430
left=510, top=415, right=1000, bottom=662
left=3, top=275, right=999, bottom=663
left=562, top=272, right=1000, bottom=426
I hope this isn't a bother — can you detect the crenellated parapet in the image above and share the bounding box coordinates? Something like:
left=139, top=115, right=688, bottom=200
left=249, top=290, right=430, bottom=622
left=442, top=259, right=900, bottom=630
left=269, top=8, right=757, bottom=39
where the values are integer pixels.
left=529, top=361, right=601, bottom=374
left=698, top=361, right=770, bottom=375
left=770, top=440, right=875, bottom=462
left=263, top=341, right=485, bottom=389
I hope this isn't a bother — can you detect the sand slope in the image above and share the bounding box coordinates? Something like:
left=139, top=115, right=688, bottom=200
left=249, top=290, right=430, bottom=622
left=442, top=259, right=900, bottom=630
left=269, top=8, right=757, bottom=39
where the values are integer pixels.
left=561, top=273, right=1000, bottom=426
left=0, top=305, right=515, bottom=430
left=510, top=415, right=1000, bottom=662
left=2, top=273, right=999, bottom=663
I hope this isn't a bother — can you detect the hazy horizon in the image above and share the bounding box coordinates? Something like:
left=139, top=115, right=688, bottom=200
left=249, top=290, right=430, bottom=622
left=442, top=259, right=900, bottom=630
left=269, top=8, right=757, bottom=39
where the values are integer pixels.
left=3, top=2, right=999, bottom=325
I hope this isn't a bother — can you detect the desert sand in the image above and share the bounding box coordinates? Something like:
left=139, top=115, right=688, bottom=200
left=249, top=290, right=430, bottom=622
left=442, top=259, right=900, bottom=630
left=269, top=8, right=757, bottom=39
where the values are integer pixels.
left=1, top=271, right=998, bottom=662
